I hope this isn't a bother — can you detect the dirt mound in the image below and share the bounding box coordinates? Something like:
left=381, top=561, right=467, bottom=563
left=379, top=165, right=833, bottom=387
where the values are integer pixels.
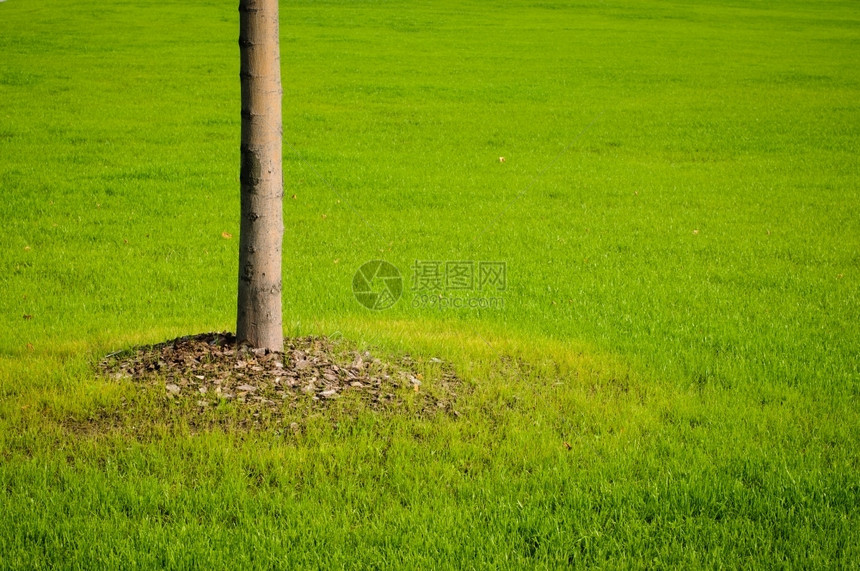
left=99, top=332, right=462, bottom=424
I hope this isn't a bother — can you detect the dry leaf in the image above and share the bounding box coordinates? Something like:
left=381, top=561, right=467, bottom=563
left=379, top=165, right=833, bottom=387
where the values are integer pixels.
left=221, top=232, right=233, bottom=239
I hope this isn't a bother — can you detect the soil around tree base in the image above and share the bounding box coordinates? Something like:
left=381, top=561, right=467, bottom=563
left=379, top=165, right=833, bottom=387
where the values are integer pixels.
left=98, top=332, right=463, bottom=428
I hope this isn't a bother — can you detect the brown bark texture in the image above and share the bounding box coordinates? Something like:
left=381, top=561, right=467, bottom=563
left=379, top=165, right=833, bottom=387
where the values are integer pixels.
left=237, top=0, right=283, bottom=352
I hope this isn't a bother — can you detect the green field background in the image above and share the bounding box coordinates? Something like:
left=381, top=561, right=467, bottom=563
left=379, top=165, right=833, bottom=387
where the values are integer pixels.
left=1, top=0, right=858, bottom=567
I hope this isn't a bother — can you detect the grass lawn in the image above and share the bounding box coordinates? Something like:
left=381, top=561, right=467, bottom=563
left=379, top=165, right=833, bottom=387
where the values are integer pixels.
left=1, top=0, right=858, bottom=567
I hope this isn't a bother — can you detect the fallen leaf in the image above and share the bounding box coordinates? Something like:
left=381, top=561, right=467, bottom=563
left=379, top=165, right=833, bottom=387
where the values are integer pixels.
left=22, top=314, right=33, bottom=320
left=563, top=442, right=572, bottom=450
left=221, top=232, right=233, bottom=239
left=499, top=156, right=506, bottom=163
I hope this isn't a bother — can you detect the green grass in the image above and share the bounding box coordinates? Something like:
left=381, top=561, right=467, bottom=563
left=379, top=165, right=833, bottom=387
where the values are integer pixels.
left=1, top=0, right=859, bottom=567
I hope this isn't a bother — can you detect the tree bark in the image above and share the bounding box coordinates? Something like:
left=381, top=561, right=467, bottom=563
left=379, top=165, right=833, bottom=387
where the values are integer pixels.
left=237, top=0, right=283, bottom=352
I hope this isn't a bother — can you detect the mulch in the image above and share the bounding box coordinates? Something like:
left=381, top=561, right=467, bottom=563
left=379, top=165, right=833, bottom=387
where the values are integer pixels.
left=98, top=332, right=462, bottom=423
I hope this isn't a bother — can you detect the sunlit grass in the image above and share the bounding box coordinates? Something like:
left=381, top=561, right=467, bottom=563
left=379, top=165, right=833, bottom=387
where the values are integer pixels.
left=1, top=0, right=858, bottom=567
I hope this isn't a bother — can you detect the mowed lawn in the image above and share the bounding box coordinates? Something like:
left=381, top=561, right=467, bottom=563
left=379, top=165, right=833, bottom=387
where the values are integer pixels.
left=1, top=0, right=859, bottom=568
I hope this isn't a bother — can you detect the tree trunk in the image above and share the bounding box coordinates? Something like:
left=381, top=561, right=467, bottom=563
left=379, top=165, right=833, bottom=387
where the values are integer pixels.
left=237, top=0, right=283, bottom=352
